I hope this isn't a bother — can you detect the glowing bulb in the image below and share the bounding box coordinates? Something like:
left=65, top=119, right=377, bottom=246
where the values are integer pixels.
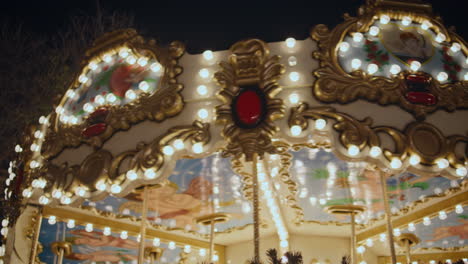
left=286, top=37, right=296, bottom=48
left=153, top=238, right=161, bottom=246
left=95, top=181, right=107, bottom=191
left=451, top=43, right=461, bottom=53
left=126, top=170, right=138, bottom=181
left=197, top=85, right=208, bottom=96
left=435, top=33, right=446, bottom=43
left=280, top=240, right=289, bottom=248
left=125, top=89, right=137, bottom=100
left=110, top=184, right=122, bottom=194
left=173, top=139, right=185, bottom=150
left=351, top=59, right=362, bottom=70
left=120, top=231, right=128, bottom=239
left=39, top=196, right=49, bottom=205
left=199, top=68, right=210, bottom=79
left=30, top=143, right=39, bottom=152
left=1, top=220, right=8, bottom=227
left=421, top=20, right=432, bottom=30
left=367, top=63, right=378, bottom=74
left=353, top=32, right=364, bottom=43
left=203, top=50, right=214, bottom=60
left=119, top=48, right=129, bottom=58
left=438, top=211, right=447, bottom=220
left=315, top=119, right=327, bottom=130
left=103, top=227, right=111, bottom=236
left=85, top=223, right=93, bottom=232
left=103, top=54, right=112, bottom=63
left=83, top=103, right=95, bottom=113
left=402, top=16, right=412, bottom=26
left=455, top=166, right=467, bottom=177
left=89, top=61, right=98, bottom=71
left=289, top=93, right=299, bottom=104
left=75, top=186, right=87, bottom=197
left=410, top=61, right=421, bottom=71
left=290, top=125, right=302, bottom=136
left=357, top=246, right=366, bottom=254
left=437, top=72, right=448, bottom=82
left=150, top=62, right=162, bottom=73
left=55, top=106, right=64, bottom=114
left=369, top=26, right=380, bottom=36
left=289, top=72, right=300, bottom=82
left=126, top=55, right=136, bottom=65
left=423, top=217, right=431, bottom=226
left=168, top=241, right=176, bottom=250
left=464, top=72, right=468, bottom=81
left=192, top=142, right=203, bottom=154
left=48, top=216, right=56, bottom=225
left=408, top=223, right=416, bottom=232
left=162, top=146, right=175, bottom=156
left=69, top=116, right=78, bottom=125
left=52, top=189, right=63, bottom=199
left=197, top=108, right=209, bottom=120
left=409, top=154, right=421, bottom=166
left=66, top=90, right=76, bottom=99
left=347, top=145, right=360, bottom=157
left=15, top=145, right=22, bottom=153
left=380, top=15, right=390, bottom=24
left=22, top=189, right=32, bottom=198
left=393, top=228, right=401, bottom=236
left=67, top=219, right=75, bottom=229
left=138, top=81, right=149, bottom=92
left=61, top=195, right=71, bottom=204
left=78, top=74, right=88, bottom=84
left=288, top=56, right=297, bottom=66
left=436, top=158, right=449, bottom=169
left=379, top=233, right=386, bottom=242
left=369, top=146, right=382, bottom=157
left=389, top=157, right=402, bottom=169
left=145, top=168, right=156, bottom=179
left=339, top=42, right=350, bottom=52
left=137, top=57, right=148, bottom=67
left=387, top=64, right=400, bottom=75
left=366, top=238, right=373, bottom=247
left=95, top=95, right=105, bottom=105
left=199, top=248, right=206, bottom=257
left=455, top=204, right=464, bottom=214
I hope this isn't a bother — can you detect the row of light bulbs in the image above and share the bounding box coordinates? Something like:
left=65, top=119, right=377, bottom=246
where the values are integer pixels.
left=45, top=216, right=218, bottom=261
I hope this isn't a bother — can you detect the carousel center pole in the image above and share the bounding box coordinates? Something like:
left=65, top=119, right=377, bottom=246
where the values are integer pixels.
left=209, top=219, right=215, bottom=262
left=138, top=185, right=149, bottom=264
left=379, top=171, right=397, bottom=264
left=252, top=152, right=260, bottom=262
left=195, top=213, right=230, bottom=263
left=396, top=234, right=420, bottom=264
left=350, top=212, right=356, bottom=264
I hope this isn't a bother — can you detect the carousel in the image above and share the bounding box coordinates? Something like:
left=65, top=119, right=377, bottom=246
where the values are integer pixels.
left=1, top=0, right=467, bottom=263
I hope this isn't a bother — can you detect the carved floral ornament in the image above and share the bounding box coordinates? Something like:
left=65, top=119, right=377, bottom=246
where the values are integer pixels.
left=311, top=0, right=468, bottom=119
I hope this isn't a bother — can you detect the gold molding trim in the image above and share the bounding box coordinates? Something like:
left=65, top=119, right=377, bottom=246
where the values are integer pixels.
left=378, top=252, right=468, bottom=264
left=41, top=29, right=186, bottom=160
left=215, top=39, right=285, bottom=161
left=310, top=2, right=468, bottom=119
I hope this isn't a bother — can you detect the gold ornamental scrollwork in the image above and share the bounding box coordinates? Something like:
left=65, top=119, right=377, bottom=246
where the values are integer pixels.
left=215, top=39, right=285, bottom=161
left=311, top=1, right=468, bottom=119
left=41, top=29, right=186, bottom=159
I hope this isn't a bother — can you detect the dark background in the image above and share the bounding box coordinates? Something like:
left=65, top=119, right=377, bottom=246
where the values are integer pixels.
left=1, top=0, right=467, bottom=54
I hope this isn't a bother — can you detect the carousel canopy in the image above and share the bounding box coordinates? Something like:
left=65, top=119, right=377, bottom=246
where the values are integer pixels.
left=0, top=1, right=467, bottom=264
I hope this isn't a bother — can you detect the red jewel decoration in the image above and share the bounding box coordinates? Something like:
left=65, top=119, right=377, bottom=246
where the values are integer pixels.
left=88, top=108, right=109, bottom=123
left=233, top=88, right=265, bottom=128
left=82, top=123, right=107, bottom=138
left=405, top=91, right=436, bottom=105
left=110, top=65, right=133, bottom=97
left=404, top=74, right=437, bottom=106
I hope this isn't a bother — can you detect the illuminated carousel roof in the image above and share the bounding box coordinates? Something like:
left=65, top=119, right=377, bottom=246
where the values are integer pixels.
left=1, top=1, right=467, bottom=264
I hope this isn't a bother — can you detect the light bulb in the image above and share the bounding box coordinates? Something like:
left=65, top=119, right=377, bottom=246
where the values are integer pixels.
left=402, top=16, right=412, bottom=26
left=315, top=119, right=327, bottom=130
left=168, top=241, right=176, bottom=250
left=197, top=85, right=208, bottom=96
left=103, top=227, right=111, bottom=236
left=78, top=74, right=88, bottom=84
left=138, top=81, right=149, bottom=92
left=89, top=61, right=98, bottom=71
left=366, top=238, right=373, bottom=247
left=288, top=56, right=297, bottom=66
left=1, top=219, right=8, bottom=228
left=61, top=196, right=71, bottom=204
left=367, top=63, right=378, bottom=74
left=353, top=32, right=364, bottom=43
left=66, top=90, right=76, bottom=99
left=85, top=223, right=93, bottom=232
left=379, top=233, right=386, bottom=242
left=436, top=158, right=449, bottom=169
left=437, top=72, right=448, bottom=82
left=357, top=246, right=366, bottom=254
left=137, top=57, right=148, bottom=67
left=15, top=145, right=23, bottom=153
left=423, top=217, right=431, bottom=226
left=125, top=89, right=137, bottom=100
left=421, top=20, right=432, bottom=30
left=145, top=168, right=156, bottom=179
left=290, top=125, right=302, bottom=136
left=150, top=62, right=162, bottom=73
left=126, top=55, right=136, bottom=65
left=120, top=231, right=128, bottom=239
left=55, top=106, right=64, bottom=114
left=69, top=116, right=78, bottom=125
left=103, top=54, right=112, bottom=63
left=435, top=33, right=446, bottom=43
left=408, top=223, right=416, bottom=232
left=110, top=184, right=122, bottom=194
left=351, top=59, right=362, bottom=70
left=95, top=180, right=107, bottom=191
left=393, top=228, right=401, bottom=236
left=197, top=108, right=209, bottom=119
left=126, top=170, right=138, bottom=181
left=289, top=72, right=300, bottom=82
left=438, top=211, right=447, bottom=220
left=451, top=43, right=461, bottom=53
left=289, top=93, right=300, bottom=104
left=52, top=189, right=62, bottom=199
left=455, top=204, right=464, bottom=214
left=390, top=64, right=401, bottom=75
left=199, top=248, right=206, bottom=257
left=119, top=48, right=129, bottom=58
left=173, top=139, right=185, bottom=150
left=162, top=146, right=175, bottom=156
left=410, top=61, right=421, bottom=71
left=369, top=26, right=380, bottom=36
left=22, top=189, right=32, bottom=198
left=286, top=37, right=296, bottom=48
left=95, top=95, right=105, bottom=105
left=75, top=186, right=87, bottom=197
left=39, top=196, right=49, bottom=205
left=67, top=219, right=75, bottom=229
left=199, top=68, right=210, bottom=79
left=339, top=42, right=350, bottom=52
left=369, top=146, right=382, bottom=157
left=153, top=238, right=161, bottom=246
left=192, top=142, right=203, bottom=154
left=280, top=240, right=289, bottom=248
left=48, top=216, right=56, bottom=225
left=390, top=157, right=402, bottom=169
left=409, top=154, right=421, bottom=166
left=380, top=15, right=390, bottom=24
left=83, top=103, right=95, bottom=113
left=203, top=50, right=214, bottom=60
left=464, top=72, right=468, bottom=81
left=347, top=145, right=360, bottom=157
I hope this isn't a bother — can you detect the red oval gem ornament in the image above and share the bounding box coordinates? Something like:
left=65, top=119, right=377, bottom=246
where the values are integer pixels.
left=82, top=123, right=107, bottom=138
left=232, top=88, right=266, bottom=128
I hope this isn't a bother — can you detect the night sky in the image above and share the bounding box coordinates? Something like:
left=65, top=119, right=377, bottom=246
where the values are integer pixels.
left=1, top=0, right=467, bottom=54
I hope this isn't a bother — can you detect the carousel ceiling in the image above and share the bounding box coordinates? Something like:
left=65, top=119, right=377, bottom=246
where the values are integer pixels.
left=1, top=0, right=468, bottom=264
